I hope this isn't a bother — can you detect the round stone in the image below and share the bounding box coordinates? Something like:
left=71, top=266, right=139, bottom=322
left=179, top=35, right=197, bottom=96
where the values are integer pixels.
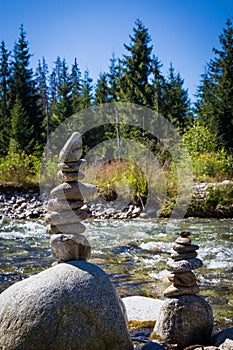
left=47, top=222, right=86, bottom=235
left=163, top=284, right=199, bottom=297
left=172, top=242, right=199, bottom=253
left=179, top=230, right=191, bottom=237
left=166, top=258, right=203, bottom=272
left=153, top=295, right=214, bottom=348
left=45, top=208, right=91, bottom=225
left=175, top=236, right=191, bottom=244
left=47, top=198, right=84, bottom=211
left=167, top=271, right=197, bottom=287
left=58, top=159, right=86, bottom=173
left=50, top=234, right=91, bottom=261
left=170, top=250, right=198, bottom=261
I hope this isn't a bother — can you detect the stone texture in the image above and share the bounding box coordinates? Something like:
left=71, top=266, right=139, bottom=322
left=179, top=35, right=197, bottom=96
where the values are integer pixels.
left=122, top=296, right=164, bottom=322
left=163, top=284, right=199, bottom=297
left=153, top=295, right=214, bottom=348
left=47, top=198, right=84, bottom=211
left=47, top=222, right=86, bottom=235
left=57, top=170, right=83, bottom=182
left=51, top=182, right=96, bottom=201
left=59, top=131, right=82, bottom=162
left=141, top=341, right=166, bottom=349
left=212, top=327, right=233, bottom=346
left=166, top=257, right=203, bottom=272
left=45, top=208, right=91, bottom=225
left=219, top=338, right=233, bottom=350
left=167, top=271, right=197, bottom=286
left=0, top=261, right=133, bottom=350
left=175, top=236, right=191, bottom=244
left=50, top=234, right=91, bottom=261
left=170, top=250, right=198, bottom=261
left=58, top=159, right=86, bottom=172
left=172, top=242, right=199, bottom=252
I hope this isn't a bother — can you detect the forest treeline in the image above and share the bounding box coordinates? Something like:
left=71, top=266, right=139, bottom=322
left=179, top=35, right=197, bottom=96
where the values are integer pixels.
left=0, top=18, right=233, bottom=184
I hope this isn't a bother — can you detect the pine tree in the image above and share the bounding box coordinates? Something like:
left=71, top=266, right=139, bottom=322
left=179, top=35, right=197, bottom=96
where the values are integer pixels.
left=108, top=54, right=120, bottom=102
left=0, top=40, right=11, bottom=155
left=118, top=19, right=153, bottom=107
left=70, top=58, right=82, bottom=113
left=196, top=19, right=233, bottom=150
left=151, top=55, right=166, bottom=114
left=95, top=72, right=110, bottom=104
left=57, top=59, right=72, bottom=121
left=79, top=70, right=93, bottom=110
left=9, top=25, right=40, bottom=153
left=163, top=64, right=191, bottom=131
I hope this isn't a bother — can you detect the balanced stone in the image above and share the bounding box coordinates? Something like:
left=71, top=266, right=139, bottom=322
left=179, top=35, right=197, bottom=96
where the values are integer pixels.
left=163, top=284, right=200, bottom=297
left=57, top=170, right=84, bottom=182
left=166, top=257, right=203, bottom=272
left=58, top=159, right=86, bottom=172
left=59, top=132, right=82, bottom=162
left=153, top=295, right=214, bottom=348
left=45, top=208, right=91, bottom=225
left=51, top=182, right=96, bottom=201
left=50, top=234, right=91, bottom=261
left=47, top=222, right=86, bottom=235
left=175, top=236, right=191, bottom=244
left=172, top=242, right=199, bottom=252
left=167, top=271, right=197, bottom=286
left=170, top=250, right=198, bottom=261
left=47, top=198, right=84, bottom=211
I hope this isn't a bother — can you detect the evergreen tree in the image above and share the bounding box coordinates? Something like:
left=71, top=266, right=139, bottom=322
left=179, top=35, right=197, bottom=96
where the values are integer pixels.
left=9, top=25, right=40, bottom=153
left=95, top=72, right=110, bottom=104
left=79, top=70, right=93, bottom=110
left=70, top=58, right=82, bottom=113
left=108, top=53, right=120, bottom=102
left=57, top=59, right=72, bottom=121
left=163, top=64, right=191, bottom=131
left=35, top=57, right=48, bottom=146
left=0, top=40, right=11, bottom=155
left=118, top=19, right=153, bottom=106
left=196, top=19, right=233, bottom=150
left=151, top=55, right=166, bottom=114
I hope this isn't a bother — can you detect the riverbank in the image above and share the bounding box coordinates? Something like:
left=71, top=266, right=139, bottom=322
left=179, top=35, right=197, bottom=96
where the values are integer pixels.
left=0, top=180, right=233, bottom=221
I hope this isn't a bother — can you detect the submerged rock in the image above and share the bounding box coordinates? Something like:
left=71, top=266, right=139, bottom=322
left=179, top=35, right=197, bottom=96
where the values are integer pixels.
left=0, top=261, right=133, bottom=350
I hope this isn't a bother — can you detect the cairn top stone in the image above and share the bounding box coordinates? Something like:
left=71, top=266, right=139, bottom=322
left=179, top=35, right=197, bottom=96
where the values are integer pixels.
left=59, top=132, right=82, bottom=162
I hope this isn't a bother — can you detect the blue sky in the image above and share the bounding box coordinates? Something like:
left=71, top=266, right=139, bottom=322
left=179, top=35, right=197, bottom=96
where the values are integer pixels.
left=0, top=0, right=232, bottom=101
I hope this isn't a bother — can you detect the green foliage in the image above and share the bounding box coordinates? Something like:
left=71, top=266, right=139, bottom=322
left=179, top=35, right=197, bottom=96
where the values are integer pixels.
left=0, top=151, right=40, bottom=184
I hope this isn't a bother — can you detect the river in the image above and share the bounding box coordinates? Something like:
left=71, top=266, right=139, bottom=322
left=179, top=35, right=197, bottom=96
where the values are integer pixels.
left=0, top=217, right=233, bottom=334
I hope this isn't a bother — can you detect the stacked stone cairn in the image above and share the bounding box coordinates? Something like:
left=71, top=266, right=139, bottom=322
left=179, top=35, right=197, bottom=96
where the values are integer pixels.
left=154, top=231, right=214, bottom=348
left=45, top=132, right=96, bottom=263
left=164, top=230, right=202, bottom=297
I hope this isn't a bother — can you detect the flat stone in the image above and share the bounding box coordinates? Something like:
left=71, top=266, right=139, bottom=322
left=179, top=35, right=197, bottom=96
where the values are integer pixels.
left=47, top=222, right=86, bottom=235
left=170, top=250, right=198, bottom=261
left=45, top=208, right=91, bottom=225
left=153, top=295, right=213, bottom=348
left=50, top=234, right=91, bottom=261
left=0, top=261, right=133, bottom=350
left=50, top=182, right=96, bottom=201
left=59, top=132, right=82, bottom=162
left=58, top=159, right=86, bottom=172
left=175, top=236, right=191, bottom=244
left=179, top=231, right=191, bottom=237
left=122, top=296, right=164, bottom=322
left=47, top=198, right=84, bottom=211
left=166, top=258, right=203, bottom=272
left=167, top=271, right=197, bottom=286
left=57, top=170, right=84, bottom=182
left=163, top=284, right=199, bottom=297
left=172, top=242, right=199, bottom=253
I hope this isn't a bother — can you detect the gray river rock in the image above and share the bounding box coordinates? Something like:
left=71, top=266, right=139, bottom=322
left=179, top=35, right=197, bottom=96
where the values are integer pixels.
left=0, top=260, right=133, bottom=350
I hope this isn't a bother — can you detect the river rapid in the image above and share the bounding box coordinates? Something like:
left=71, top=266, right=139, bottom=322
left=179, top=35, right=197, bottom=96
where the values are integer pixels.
left=0, top=217, right=233, bottom=334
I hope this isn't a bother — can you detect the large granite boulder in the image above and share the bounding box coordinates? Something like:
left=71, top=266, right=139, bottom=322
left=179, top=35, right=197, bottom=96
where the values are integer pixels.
left=0, top=261, right=133, bottom=350
left=153, top=295, right=214, bottom=348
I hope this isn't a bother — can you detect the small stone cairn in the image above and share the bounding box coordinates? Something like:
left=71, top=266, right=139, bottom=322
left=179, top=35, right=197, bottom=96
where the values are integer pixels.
left=154, top=231, right=214, bottom=348
left=45, top=132, right=96, bottom=263
left=164, top=230, right=202, bottom=297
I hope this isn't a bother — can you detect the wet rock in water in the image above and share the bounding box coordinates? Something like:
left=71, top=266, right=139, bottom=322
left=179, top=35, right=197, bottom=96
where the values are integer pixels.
left=141, top=341, right=167, bottom=349
left=219, top=338, right=233, bottom=350
left=153, top=295, right=214, bottom=348
left=50, top=234, right=91, bottom=261
left=0, top=261, right=133, bottom=350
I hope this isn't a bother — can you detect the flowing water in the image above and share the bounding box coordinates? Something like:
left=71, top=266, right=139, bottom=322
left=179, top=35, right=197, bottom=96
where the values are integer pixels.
left=1, top=217, right=233, bottom=335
